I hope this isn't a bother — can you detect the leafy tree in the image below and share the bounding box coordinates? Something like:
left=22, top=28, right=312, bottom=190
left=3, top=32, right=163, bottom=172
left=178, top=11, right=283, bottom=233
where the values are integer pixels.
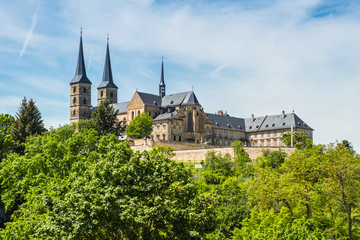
left=0, top=114, right=18, bottom=160
left=91, top=99, right=124, bottom=135
left=231, top=208, right=328, bottom=240
left=259, top=149, right=287, bottom=169
left=203, top=151, right=233, bottom=185
left=0, top=126, right=216, bottom=239
left=125, top=112, right=153, bottom=139
left=11, top=97, right=46, bottom=153
left=281, top=132, right=312, bottom=149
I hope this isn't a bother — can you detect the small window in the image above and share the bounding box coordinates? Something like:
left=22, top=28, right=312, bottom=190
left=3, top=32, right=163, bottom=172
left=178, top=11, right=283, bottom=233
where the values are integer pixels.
left=179, top=136, right=182, bottom=142
left=73, top=86, right=76, bottom=93
left=163, top=135, right=165, bottom=141
left=282, top=123, right=285, bottom=126
left=101, top=91, right=103, bottom=97
left=272, top=123, right=275, bottom=127
left=249, top=126, right=252, bottom=129
left=72, top=110, right=76, bottom=116
left=73, top=97, right=76, bottom=104
left=138, top=110, right=140, bottom=116
left=110, top=92, right=113, bottom=98
left=266, top=124, right=268, bottom=127
left=149, top=111, right=152, bottom=116
left=173, top=135, right=176, bottom=141
left=83, top=87, right=86, bottom=93
left=256, top=125, right=259, bottom=128
left=83, top=98, right=87, bottom=104
left=132, top=111, right=134, bottom=120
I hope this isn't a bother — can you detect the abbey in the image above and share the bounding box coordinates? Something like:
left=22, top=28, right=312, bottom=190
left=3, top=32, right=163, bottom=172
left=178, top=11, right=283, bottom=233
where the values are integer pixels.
left=70, top=33, right=313, bottom=147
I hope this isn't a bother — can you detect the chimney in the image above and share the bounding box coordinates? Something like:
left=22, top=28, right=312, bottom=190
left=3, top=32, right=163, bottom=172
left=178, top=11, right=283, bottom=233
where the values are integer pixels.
left=251, top=114, right=254, bottom=121
left=218, top=110, right=223, bottom=116
left=282, top=110, right=285, bottom=118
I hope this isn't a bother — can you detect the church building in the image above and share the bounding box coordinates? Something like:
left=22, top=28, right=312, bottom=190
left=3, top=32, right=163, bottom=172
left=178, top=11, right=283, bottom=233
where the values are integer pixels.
left=70, top=33, right=314, bottom=147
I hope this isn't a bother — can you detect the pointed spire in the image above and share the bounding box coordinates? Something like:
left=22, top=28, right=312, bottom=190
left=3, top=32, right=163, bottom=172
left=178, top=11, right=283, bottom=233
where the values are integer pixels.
left=98, top=35, right=118, bottom=89
left=159, top=56, right=166, bottom=97
left=70, top=29, right=91, bottom=84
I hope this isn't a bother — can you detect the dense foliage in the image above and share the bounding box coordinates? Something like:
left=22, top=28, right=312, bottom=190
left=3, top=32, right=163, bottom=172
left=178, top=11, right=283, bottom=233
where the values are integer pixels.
left=0, top=115, right=359, bottom=240
left=126, top=113, right=153, bottom=139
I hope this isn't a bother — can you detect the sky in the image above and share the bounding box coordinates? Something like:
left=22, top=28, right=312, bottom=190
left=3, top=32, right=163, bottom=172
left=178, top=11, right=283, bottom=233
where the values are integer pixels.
left=1, top=0, right=360, bottom=150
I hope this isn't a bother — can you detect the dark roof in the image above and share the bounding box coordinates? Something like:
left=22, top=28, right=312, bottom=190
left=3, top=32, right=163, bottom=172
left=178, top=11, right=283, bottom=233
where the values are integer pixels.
left=70, top=34, right=92, bottom=85
left=245, top=113, right=314, bottom=132
left=98, top=41, right=118, bottom=89
left=159, top=58, right=165, bottom=86
left=111, top=101, right=130, bottom=114
left=154, top=112, right=173, bottom=121
left=137, top=92, right=162, bottom=107
left=161, top=91, right=200, bottom=107
left=207, top=113, right=245, bottom=132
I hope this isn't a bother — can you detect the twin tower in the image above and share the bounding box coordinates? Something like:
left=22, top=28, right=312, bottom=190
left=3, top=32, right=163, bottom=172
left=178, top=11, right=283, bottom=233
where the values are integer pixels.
left=69, top=32, right=166, bottom=123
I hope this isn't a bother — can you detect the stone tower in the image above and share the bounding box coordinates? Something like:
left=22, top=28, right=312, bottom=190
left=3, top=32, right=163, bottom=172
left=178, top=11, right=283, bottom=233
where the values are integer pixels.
left=97, top=36, right=118, bottom=106
left=70, top=31, right=92, bottom=124
left=159, top=57, right=166, bottom=98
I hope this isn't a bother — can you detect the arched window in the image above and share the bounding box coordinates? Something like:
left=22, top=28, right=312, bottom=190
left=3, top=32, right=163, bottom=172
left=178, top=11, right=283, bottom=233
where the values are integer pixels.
left=73, top=86, right=76, bottom=93
left=83, top=87, right=87, bottom=93
left=100, top=90, right=103, bottom=97
left=173, top=135, right=176, bottom=141
left=138, top=110, right=140, bottom=116
left=73, top=110, right=76, bottom=116
left=132, top=111, right=134, bottom=120
left=73, top=97, right=76, bottom=104
left=179, top=136, right=182, bottom=142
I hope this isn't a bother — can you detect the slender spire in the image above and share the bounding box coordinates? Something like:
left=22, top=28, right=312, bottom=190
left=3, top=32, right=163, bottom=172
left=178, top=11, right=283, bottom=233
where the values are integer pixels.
left=70, top=29, right=91, bottom=84
left=98, top=35, right=118, bottom=89
left=159, top=56, right=166, bottom=97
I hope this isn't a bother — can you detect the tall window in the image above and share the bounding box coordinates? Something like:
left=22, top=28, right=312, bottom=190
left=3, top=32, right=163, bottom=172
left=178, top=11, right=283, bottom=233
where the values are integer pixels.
left=83, top=87, right=86, bottom=93
left=83, top=98, right=87, bottom=104
left=132, top=111, right=134, bottom=120
left=179, top=136, right=182, bottom=142
left=138, top=110, right=140, bottom=116
left=187, top=112, right=193, bottom=132
left=101, top=91, right=103, bottom=97
left=173, top=135, right=176, bottom=141
left=110, top=92, right=113, bottom=98
left=73, top=110, right=76, bottom=116
left=73, top=86, right=76, bottom=93
left=73, top=97, right=76, bottom=104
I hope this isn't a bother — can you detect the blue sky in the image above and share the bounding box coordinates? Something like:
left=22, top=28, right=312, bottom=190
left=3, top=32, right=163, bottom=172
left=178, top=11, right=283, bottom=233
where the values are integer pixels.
left=1, top=0, right=360, bottom=150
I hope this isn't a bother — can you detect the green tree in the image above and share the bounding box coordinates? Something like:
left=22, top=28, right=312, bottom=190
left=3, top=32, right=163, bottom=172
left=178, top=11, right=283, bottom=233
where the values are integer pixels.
left=203, top=151, right=233, bottom=185
left=231, top=208, right=328, bottom=240
left=91, top=99, right=124, bottom=135
left=281, top=132, right=312, bottom=149
left=0, top=114, right=18, bottom=160
left=11, top=97, right=46, bottom=152
left=259, top=149, right=287, bottom=169
left=125, top=112, right=153, bottom=139
left=0, top=126, right=215, bottom=239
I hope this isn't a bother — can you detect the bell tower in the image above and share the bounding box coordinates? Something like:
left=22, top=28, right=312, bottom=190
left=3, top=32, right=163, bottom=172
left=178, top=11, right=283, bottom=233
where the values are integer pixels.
left=97, top=35, right=118, bottom=106
left=70, top=30, right=92, bottom=124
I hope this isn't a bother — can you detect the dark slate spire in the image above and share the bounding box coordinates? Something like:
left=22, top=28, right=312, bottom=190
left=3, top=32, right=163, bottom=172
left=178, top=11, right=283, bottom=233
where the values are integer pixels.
left=70, top=29, right=92, bottom=84
left=98, top=35, right=118, bottom=89
left=159, top=56, right=166, bottom=97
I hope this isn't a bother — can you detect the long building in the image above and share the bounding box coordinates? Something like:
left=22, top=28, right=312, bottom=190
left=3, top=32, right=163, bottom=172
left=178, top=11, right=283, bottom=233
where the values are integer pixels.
left=70, top=33, right=314, bottom=147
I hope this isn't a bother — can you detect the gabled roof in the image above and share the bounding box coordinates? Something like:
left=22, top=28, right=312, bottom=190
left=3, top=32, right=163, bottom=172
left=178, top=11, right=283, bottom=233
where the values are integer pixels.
left=161, top=91, right=200, bottom=107
left=245, top=113, right=314, bottom=132
left=70, top=33, right=92, bottom=85
left=98, top=40, right=118, bottom=89
left=207, top=113, right=245, bottom=132
left=111, top=101, right=130, bottom=114
left=137, top=92, right=162, bottom=107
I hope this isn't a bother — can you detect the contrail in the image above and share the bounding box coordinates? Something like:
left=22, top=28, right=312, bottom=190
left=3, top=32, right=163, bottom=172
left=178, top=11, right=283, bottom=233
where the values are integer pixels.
left=19, top=5, right=39, bottom=58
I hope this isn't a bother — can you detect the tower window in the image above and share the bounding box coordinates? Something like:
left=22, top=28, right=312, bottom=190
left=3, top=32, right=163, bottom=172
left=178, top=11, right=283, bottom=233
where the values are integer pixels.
left=83, top=98, right=87, bottom=104
left=101, top=90, right=103, bottom=97
left=73, top=110, right=76, bottom=116
left=110, top=92, right=113, bottom=98
left=83, top=87, right=87, bottom=93
left=73, top=97, right=76, bottom=104
left=73, top=86, right=76, bottom=93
